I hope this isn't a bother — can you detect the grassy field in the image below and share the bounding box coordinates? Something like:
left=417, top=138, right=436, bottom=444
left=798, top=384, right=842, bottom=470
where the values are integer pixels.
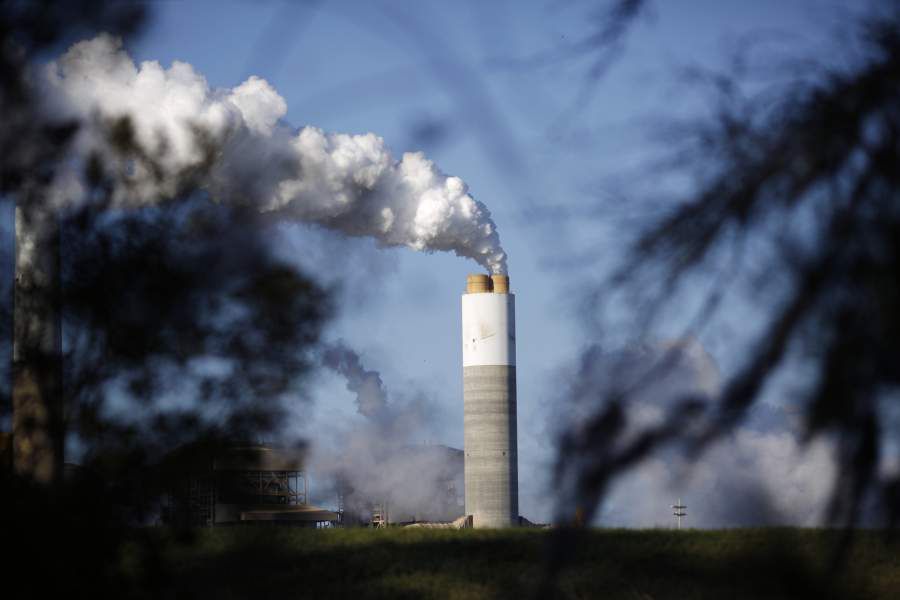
left=120, top=527, right=899, bottom=599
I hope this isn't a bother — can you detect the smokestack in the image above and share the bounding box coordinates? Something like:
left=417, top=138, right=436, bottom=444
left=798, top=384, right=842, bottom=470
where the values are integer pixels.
left=461, top=273, right=518, bottom=527
left=12, top=206, right=63, bottom=484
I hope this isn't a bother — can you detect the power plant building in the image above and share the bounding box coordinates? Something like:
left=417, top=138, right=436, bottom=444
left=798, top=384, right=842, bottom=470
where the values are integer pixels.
left=161, top=444, right=339, bottom=527
left=461, top=274, right=518, bottom=527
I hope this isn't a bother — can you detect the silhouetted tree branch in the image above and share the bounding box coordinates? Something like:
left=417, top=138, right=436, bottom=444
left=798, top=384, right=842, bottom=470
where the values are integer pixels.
left=546, top=2, right=900, bottom=591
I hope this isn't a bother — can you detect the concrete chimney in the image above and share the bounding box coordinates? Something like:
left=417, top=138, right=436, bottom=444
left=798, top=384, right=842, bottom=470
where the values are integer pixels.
left=461, top=273, right=518, bottom=527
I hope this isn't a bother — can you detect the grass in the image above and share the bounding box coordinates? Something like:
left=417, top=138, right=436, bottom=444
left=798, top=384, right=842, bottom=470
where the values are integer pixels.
left=118, top=527, right=899, bottom=599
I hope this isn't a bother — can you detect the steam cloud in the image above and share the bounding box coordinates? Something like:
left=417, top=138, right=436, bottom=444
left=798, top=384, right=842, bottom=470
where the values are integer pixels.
left=316, top=343, right=464, bottom=523
left=562, top=339, right=837, bottom=527
left=40, top=34, right=507, bottom=273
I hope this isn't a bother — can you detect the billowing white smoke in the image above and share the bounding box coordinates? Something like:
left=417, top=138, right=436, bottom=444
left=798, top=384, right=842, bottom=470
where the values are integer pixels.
left=563, top=339, right=837, bottom=527
left=40, top=34, right=507, bottom=273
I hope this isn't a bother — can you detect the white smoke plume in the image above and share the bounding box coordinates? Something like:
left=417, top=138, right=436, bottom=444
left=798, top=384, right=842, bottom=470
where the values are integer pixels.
left=315, top=343, right=464, bottom=523
left=561, top=339, right=838, bottom=527
left=604, top=426, right=837, bottom=527
left=39, top=34, right=507, bottom=273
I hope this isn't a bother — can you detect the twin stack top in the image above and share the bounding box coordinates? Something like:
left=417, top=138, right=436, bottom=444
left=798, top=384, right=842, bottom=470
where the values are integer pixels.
left=465, top=273, right=510, bottom=294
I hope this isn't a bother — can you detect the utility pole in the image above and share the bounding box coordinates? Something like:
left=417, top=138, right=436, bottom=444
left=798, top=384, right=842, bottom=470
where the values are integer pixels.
left=672, top=499, right=686, bottom=530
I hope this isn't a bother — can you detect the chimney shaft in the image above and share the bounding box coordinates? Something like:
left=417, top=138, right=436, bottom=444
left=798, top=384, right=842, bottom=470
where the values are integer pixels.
left=461, top=273, right=518, bottom=527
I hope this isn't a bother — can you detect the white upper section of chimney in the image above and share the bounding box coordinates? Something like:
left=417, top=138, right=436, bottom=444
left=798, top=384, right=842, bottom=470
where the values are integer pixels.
left=461, top=292, right=516, bottom=367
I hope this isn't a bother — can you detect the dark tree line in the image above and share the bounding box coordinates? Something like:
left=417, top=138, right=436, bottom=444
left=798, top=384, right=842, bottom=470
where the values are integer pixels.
left=1, top=3, right=333, bottom=595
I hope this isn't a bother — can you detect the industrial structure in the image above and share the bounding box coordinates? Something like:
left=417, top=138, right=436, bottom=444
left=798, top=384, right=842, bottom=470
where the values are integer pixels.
left=6, top=206, right=521, bottom=529
left=462, top=273, right=518, bottom=527
left=162, top=444, right=339, bottom=527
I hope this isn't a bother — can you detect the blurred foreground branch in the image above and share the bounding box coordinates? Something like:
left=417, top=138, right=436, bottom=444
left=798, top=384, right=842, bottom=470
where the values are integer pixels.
left=547, top=3, right=900, bottom=591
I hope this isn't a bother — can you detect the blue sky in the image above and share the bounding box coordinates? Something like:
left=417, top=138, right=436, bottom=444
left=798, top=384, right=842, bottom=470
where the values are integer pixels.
left=113, top=0, right=852, bottom=523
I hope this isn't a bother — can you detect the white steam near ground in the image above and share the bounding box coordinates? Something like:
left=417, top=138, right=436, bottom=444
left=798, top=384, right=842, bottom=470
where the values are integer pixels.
left=39, top=34, right=507, bottom=274
left=562, top=339, right=838, bottom=528
left=313, top=342, right=464, bottom=523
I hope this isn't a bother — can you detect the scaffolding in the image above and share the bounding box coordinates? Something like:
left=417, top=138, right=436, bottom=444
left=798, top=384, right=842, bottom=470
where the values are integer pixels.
left=371, top=502, right=388, bottom=528
left=162, top=444, right=335, bottom=527
left=218, top=469, right=308, bottom=506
